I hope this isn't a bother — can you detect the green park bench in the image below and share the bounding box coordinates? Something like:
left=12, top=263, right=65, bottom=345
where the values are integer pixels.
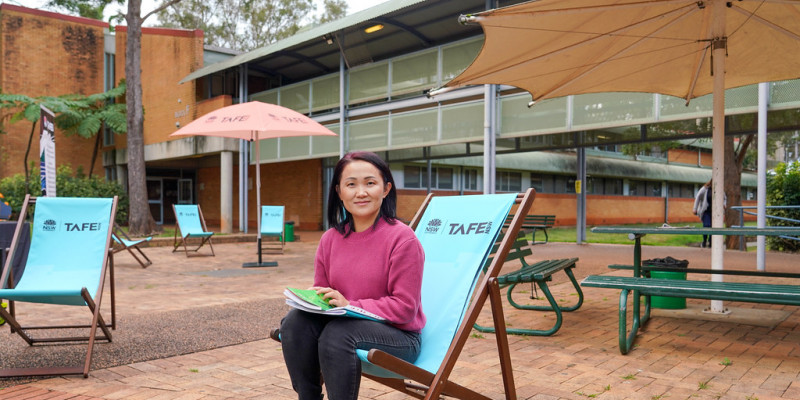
left=581, top=275, right=800, bottom=354
left=582, top=226, right=800, bottom=354
left=474, top=231, right=581, bottom=336
left=504, top=214, right=556, bottom=244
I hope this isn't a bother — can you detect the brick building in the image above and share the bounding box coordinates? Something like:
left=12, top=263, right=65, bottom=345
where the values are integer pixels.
left=2, top=2, right=767, bottom=235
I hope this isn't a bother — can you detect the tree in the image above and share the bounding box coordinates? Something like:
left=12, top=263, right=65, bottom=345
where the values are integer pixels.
left=122, top=0, right=182, bottom=236
left=621, top=115, right=800, bottom=249
left=156, top=0, right=347, bottom=51
left=45, top=0, right=122, bottom=20
left=43, top=0, right=179, bottom=235
left=57, top=81, right=128, bottom=175
left=766, top=161, right=800, bottom=252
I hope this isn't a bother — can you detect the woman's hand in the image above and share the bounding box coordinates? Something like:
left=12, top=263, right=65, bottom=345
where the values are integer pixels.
left=310, top=286, right=350, bottom=307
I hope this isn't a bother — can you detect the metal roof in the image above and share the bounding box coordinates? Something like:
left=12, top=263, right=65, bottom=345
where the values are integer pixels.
left=180, top=0, right=504, bottom=85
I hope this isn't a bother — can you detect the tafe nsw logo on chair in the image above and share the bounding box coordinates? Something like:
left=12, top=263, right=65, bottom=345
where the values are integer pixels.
left=40, top=218, right=103, bottom=233
left=425, top=218, right=494, bottom=235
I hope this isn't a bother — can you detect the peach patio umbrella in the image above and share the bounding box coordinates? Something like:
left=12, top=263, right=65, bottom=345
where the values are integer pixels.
left=431, top=0, right=800, bottom=312
left=170, top=101, right=337, bottom=267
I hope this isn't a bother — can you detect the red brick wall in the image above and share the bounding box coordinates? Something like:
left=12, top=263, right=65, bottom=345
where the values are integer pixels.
left=198, top=158, right=326, bottom=231
left=0, top=4, right=106, bottom=178
left=669, top=148, right=712, bottom=167
left=114, top=25, right=203, bottom=148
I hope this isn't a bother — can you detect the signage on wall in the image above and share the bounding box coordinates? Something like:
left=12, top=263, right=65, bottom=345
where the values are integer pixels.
left=39, top=105, right=56, bottom=197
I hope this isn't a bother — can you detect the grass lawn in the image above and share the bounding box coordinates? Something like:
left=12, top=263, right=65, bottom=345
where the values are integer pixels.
left=545, top=223, right=708, bottom=247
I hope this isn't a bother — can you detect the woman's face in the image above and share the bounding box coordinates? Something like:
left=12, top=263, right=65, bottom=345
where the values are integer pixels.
left=337, top=160, right=391, bottom=232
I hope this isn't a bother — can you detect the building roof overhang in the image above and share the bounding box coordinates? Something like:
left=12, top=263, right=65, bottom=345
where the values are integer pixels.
left=179, top=0, right=500, bottom=85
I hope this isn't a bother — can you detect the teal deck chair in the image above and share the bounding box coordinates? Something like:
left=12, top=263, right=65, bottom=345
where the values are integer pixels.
left=358, top=189, right=536, bottom=400
left=260, top=205, right=285, bottom=254
left=172, top=204, right=215, bottom=257
left=112, top=224, right=152, bottom=268
left=0, top=195, right=118, bottom=378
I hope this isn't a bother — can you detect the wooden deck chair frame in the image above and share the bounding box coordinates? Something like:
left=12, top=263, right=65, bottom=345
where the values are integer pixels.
left=0, top=195, right=118, bottom=378
left=260, top=205, right=285, bottom=254
left=112, top=223, right=152, bottom=268
left=360, top=189, right=536, bottom=400
left=172, top=204, right=215, bottom=257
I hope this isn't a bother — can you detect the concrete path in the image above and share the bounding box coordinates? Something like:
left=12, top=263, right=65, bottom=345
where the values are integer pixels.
left=2, top=232, right=800, bottom=399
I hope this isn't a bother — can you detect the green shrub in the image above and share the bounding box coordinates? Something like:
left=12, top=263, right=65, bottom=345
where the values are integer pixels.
left=0, top=164, right=128, bottom=224
left=766, top=161, right=800, bottom=252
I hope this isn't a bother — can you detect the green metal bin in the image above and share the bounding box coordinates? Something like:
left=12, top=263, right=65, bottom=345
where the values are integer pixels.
left=284, top=221, right=295, bottom=242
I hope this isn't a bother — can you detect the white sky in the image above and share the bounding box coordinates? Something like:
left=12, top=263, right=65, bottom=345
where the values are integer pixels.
left=17, top=0, right=388, bottom=25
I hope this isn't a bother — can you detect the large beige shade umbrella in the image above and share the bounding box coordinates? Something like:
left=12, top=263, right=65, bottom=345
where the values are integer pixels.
left=170, top=101, right=337, bottom=267
left=433, top=0, right=800, bottom=312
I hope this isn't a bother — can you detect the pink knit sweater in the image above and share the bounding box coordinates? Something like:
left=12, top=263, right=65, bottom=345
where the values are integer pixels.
left=314, top=218, right=426, bottom=332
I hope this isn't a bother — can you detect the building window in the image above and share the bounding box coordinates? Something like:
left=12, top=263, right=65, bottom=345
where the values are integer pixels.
left=464, top=169, right=478, bottom=191
left=496, top=171, right=521, bottom=192
left=628, top=180, right=643, bottom=196
left=530, top=175, right=543, bottom=193
left=438, top=167, right=453, bottom=189
left=403, top=165, right=455, bottom=190
left=604, top=178, right=623, bottom=195
left=553, top=175, right=568, bottom=193
left=647, top=181, right=662, bottom=197
left=566, top=177, right=577, bottom=194
left=668, top=183, right=694, bottom=198
left=105, top=166, right=117, bottom=182
left=630, top=180, right=661, bottom=197
left=103, top=52, right=116, bottom=147
left=530, top=174, right=560, bottom=193
left=404, top=165, right=422, bottom=188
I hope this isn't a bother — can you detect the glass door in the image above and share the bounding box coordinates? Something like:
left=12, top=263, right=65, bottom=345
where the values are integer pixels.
left=146, top=178, right=163, bottom=224
left=178, top=179, right=193, bottom=204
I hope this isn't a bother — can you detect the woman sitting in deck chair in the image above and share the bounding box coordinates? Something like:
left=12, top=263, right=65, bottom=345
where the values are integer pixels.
left=274, top=151, right=426, bottom=400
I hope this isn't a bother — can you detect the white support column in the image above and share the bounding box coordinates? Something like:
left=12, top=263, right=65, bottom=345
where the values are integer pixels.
left=757, top=82, right=768, bottom=270
left=220, top=151, right=233, bottom=234
left=708, top=1, right=727, bottom=314
left=483, top=84, right=496, bottom=194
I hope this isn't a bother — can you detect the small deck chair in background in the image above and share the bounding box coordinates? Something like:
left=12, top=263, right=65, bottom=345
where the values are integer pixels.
left=357, top=189, right=536, bottom=400
left=260, top=205, right=285, bottom=254
left=0, top=195, right=117, bottom=378
left=172, top=204, right=215, bottom=257
left=112, top=224, right=152, bottom=268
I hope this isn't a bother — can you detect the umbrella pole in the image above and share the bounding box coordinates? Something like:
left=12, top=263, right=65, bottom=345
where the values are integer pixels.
left=705, top=0, right=728, bottom=314
left=243, top=136, right=278, bottom=268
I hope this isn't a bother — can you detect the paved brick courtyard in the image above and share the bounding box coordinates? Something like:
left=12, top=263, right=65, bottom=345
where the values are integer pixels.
left=2, top=232, right=800, bottom=399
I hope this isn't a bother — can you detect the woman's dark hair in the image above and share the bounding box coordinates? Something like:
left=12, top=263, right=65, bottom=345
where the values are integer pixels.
left=327, top=151, right=397, bottom=235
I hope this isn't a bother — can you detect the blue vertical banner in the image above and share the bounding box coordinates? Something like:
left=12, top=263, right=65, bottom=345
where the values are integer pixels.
left=39, top=105, right=56, bottom=197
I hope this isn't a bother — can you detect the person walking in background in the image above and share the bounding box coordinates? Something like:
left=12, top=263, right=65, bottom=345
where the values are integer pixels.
left=693, top=180, right=726, bottom=248
left=693, top=181, right=713, bottom=248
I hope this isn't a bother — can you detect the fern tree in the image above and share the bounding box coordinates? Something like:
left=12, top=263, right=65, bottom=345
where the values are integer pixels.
left=56, top=80, right=128, bottom=175
left=0, top=81, right=127, bottom=193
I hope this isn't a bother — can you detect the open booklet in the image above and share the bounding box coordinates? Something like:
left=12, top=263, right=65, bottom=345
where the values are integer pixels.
left=284, top=287, right=386, bottom=322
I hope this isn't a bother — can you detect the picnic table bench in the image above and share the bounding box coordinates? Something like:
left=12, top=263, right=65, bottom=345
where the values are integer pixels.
left=474, top=231, right=581, bottom=336
left=581, top=226, right=800, bottom=354
left=504, top=214, right=556, bottom=244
